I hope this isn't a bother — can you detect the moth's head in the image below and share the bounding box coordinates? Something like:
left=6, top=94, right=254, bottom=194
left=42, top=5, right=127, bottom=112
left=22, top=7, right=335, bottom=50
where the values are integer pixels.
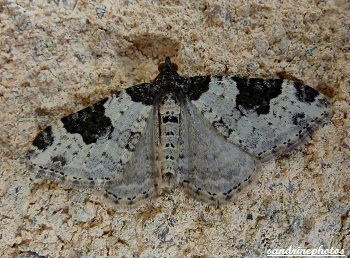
left=158, top=57, right=178, bottom=73
left=154, top=57, right=183, bottom=86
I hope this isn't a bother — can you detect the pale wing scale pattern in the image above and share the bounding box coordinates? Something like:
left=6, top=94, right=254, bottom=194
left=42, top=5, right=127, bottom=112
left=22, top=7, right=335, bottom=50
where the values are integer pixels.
left=188, top=76, right=332, bottom=161
left=178, top=98, right=257, bottom=202
left=28, top=86, right=154, bottom=191
left=104, top=105, right=157, bottom=203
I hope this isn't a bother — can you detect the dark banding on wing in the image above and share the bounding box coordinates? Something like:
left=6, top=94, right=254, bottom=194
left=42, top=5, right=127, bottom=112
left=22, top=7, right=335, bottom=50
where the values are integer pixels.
left=233, top=77, right=283, bottom=115
left=126, top=83, right=160, bottom=105
left=292, top=112, right=306, bottom=126
left=61, top=97, right=114, bottom=144
left=184, top=76, right=211, bottom=100
left=33, top=126, right=54, bottom=150
left=51, top=155, right=67, bottom=166
left=294, top=82, right=319, bottom=103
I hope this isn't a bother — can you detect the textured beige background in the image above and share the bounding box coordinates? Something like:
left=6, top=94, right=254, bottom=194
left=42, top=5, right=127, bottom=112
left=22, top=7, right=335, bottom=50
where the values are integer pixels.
left=0, top=0, right=349, bottom=257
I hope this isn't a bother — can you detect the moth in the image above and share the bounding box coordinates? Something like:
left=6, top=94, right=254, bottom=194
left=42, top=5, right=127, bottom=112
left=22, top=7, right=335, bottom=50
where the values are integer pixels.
left=27, top=57, right=332, bottom=204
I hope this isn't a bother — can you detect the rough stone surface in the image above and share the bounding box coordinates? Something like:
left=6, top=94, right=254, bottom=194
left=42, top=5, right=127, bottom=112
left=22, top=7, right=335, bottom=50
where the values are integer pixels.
left=0, top=0, right=349, bottom=257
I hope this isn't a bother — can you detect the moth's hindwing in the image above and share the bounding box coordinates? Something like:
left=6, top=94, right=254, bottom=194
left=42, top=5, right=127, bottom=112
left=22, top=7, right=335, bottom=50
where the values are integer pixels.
left=178, top=98, right=257, bottom=202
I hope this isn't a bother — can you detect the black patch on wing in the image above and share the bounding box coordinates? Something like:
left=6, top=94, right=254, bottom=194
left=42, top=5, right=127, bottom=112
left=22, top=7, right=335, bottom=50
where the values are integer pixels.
left=125, top=131, right=141, bottom=152
left=51, top=155, right=67, bottom=166
left=294, top=82, right=319, bottom=103
left=184, top=76, right=211, bottom=100
left=292, top=112, right=306, bottom=126
left=33, top=126, right=54, bottom=150
left=126, top=83, right=160, bottom=105
left=316, top=98, right=330, bottom=108
left=61, top=98, right=114, bottom=145
left=233, top=77, right=283, bottom=115
left=212, top=117, right=233, bottom=138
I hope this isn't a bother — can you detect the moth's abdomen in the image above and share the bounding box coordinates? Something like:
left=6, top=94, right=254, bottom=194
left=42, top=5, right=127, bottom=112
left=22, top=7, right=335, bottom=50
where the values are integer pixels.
left=158, top=92, right=180, bottom=185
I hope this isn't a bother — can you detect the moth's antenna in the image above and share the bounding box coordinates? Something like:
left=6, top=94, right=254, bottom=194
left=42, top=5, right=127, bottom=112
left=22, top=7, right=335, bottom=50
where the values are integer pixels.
left=164, top=57, right=171, bottom=70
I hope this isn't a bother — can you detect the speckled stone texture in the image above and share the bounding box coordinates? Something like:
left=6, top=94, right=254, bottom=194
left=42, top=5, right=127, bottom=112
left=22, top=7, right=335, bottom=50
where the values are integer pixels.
left=0, top=0, right=349, bottom=257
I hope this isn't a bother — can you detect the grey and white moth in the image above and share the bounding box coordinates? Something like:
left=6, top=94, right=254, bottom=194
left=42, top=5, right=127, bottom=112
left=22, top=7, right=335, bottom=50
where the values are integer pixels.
left=27, top=57, right=332, bottom=204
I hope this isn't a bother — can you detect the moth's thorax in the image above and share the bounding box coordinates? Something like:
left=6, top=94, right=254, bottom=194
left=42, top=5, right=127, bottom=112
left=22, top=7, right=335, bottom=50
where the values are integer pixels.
left=153, top=67, right=184, bottom=90
left=158, top=91, right=181, bottom=185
